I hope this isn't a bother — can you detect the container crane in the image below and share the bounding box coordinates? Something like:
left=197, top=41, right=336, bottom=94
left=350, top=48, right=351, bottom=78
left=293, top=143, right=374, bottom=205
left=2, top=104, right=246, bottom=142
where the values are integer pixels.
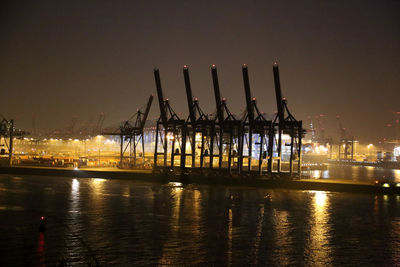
left=272, top=63, right=304, bottom=175
left=154, top=68, right=187, bottom=171
left=103, top=95, right=153, bottom=168
left=183, top=65, right=214, bottom=170
left=240, top=65, right=275, bottom=175
left=211, top=64, right=242, bottom=173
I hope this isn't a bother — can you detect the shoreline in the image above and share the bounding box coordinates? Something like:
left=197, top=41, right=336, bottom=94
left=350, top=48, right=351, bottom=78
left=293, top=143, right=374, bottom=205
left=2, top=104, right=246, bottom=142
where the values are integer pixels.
left=1, top=166, right=399, bottom=195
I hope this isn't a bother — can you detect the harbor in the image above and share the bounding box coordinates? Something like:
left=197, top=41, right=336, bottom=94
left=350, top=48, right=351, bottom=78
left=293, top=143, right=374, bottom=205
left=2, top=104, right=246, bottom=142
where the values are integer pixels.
left=1, top=165, right=400, bottom=195
left=1, top=1, right=399, bottom=266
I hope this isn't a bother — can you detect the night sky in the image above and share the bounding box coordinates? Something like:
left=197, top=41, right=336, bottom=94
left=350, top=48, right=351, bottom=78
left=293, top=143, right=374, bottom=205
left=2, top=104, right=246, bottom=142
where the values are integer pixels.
left=1, top=0, right=399, bottom=142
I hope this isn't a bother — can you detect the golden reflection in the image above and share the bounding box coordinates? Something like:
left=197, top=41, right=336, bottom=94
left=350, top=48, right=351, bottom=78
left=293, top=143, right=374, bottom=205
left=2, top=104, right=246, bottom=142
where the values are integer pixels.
left=366, top=166, right=374, bottom=179
left=168, top=181, right=183, bottom=187
left=394, top=170, right=400, bottom=181
left=274, top=209, right=290, bottom=266
left=91, top=178, right=106, bottom=192
left=172, top=186, right=182, bottom=226
left=167, top=182, right=183, bottom=193
left=64, top=178, right=82, bottom=259
left=383, top=195, right=389, bottom=202
left=173, top=187, right=183, bottom=193
left=90, top=178, right=107, bottom=202
left=186, top=189, right=202, bottom=261
left=193, top=190, right=201, bottom=218
left=70, top=179, right=80, bottom=213
left=314, top=191, right=327, bottom=208
left=159, top=183, right=183, bottom=266
left=72, top=179, right=79, bottom=194
left=123, top=187, right=131, bottom=198
left=308, top=191, right=331, bottom=264
left=253, top=204, right=264, bottom=265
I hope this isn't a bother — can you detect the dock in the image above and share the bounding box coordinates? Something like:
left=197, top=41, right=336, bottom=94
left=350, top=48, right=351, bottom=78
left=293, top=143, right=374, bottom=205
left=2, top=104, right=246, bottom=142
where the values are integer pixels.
left=1, top=166, right=399, bottom=195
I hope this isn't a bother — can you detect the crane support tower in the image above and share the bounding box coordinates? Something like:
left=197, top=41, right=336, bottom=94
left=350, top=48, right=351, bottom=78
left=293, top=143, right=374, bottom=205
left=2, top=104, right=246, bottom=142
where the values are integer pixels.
left=154, top=69, right=187, bottom=172
left=211, top=65, right=243, bottom=173
left=0, top=115, right=14, bottom=165
left=240, top=65, right=275, bottom=175
left=272, top=63, right=304, bottom=176
left=0, top=114, right=27, bottom=165
left=103, top=95, right=153, bottom=168
left=183, top=66, right=215, bottom=171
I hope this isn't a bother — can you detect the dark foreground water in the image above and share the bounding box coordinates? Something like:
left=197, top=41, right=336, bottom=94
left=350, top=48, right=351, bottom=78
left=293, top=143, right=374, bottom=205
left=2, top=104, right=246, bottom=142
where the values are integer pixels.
left=0, top=170, right=399, bottom=266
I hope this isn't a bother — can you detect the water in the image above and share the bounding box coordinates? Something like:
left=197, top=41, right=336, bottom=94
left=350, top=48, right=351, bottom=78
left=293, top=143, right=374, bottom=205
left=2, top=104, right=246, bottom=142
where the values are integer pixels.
left=0, top=167, right=399, bottom=266
left=306, top=164, right=400, bottom=182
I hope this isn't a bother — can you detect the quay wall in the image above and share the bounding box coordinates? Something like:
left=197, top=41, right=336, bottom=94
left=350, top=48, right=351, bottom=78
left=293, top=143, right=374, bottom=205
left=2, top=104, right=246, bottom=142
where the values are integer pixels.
left=0, top=166, right=399, bottom=195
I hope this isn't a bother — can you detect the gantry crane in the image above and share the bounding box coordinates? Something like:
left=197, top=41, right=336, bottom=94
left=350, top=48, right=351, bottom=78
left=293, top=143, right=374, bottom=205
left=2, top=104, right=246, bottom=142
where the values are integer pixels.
left=211, top=65, right=242, bottom=173
left=154, top=68, right=187, bottom=171
left=0, top=113, right=27, bottom=165
left=0, top=114, right=14, bottom=165
left=103, top=95, right=153, bottom=168
left=183, top=65, right=214, bottom=170
left=272, top=63, right=304, bottom=175
left=240, top=64, right=274, bottom=175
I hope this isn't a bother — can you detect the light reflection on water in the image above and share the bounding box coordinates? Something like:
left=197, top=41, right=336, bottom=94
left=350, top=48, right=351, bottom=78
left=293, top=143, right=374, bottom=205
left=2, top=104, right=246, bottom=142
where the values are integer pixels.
left=308, top=191, right=331, bottom=265
left=0, top=174, right=399, bottom=266
left=394, top=170, right=400, bottom=180
left=273, top=209, right=291, bottom=266
left=306, top=165, right=400, bottom=182
left=228, top=208, right=233, bottom=266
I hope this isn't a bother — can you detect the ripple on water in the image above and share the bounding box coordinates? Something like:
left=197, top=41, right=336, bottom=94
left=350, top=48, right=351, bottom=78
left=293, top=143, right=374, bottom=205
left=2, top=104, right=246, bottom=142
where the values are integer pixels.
left=0, top=174, right=399, bottom=266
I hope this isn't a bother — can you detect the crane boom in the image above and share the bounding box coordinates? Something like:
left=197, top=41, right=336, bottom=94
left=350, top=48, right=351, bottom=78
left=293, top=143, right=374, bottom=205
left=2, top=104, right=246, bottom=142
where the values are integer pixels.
left=183, top=66, right=196, bottom=124
left=139, top=95, right=154, bottom=129
left=154, top=68, right=168, bottom=126
left=273, top=63, right=285, bottom=126
left=211, top=65, right=224, bottom=123
left=242, top=64, right=254, bottom=125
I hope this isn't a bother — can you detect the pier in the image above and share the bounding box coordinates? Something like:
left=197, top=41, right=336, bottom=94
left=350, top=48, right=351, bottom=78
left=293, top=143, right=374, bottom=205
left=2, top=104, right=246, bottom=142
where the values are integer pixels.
left=1, top=165, right=399, bottom=195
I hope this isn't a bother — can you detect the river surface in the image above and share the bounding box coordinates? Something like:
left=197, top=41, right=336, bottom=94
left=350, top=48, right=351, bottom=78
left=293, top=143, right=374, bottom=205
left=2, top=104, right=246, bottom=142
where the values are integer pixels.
left=306, top=164, right=400, bottom=182
left=0, top=166, right=399, bottom=266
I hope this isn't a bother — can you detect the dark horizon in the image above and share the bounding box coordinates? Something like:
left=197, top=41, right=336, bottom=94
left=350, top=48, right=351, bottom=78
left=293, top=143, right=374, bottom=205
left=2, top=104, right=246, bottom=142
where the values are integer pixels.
left=1, top=0, right=399, bottom=142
